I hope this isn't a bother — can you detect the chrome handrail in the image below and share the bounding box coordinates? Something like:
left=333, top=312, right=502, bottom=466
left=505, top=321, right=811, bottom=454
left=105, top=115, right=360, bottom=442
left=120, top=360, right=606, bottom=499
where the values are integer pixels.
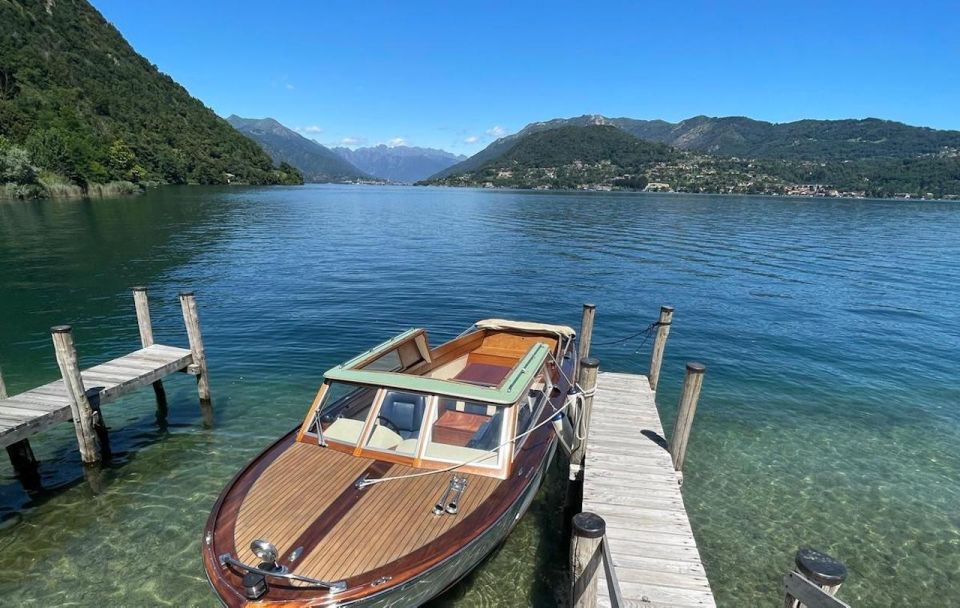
left=218, top=554, right=346, bottom=593
left=600, top=534, right=624, bottom=608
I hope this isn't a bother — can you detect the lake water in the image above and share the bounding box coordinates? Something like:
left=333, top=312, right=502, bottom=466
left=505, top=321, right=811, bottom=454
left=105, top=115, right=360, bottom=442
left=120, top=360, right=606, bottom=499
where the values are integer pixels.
left=0, top=185, right=958, bottom=607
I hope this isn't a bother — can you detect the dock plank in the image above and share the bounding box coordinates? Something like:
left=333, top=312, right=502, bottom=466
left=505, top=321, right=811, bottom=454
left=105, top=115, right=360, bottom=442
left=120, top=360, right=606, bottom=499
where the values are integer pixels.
left=0, top=344, right=192, bottom=449
left=584, top=371, right=716, bottom=608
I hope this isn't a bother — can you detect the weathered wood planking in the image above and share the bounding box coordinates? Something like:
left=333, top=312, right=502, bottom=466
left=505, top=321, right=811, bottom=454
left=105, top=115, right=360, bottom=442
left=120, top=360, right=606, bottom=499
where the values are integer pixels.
left=0, top=344, right=193, bottom=449
left=583, top=371, right=716, bottom=608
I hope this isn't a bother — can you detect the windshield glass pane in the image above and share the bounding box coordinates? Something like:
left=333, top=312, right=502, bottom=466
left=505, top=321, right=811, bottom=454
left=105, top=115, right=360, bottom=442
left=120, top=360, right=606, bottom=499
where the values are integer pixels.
left=314, top=382, right=378, bottom=445
left=364, top=390, right=427, bottom=455
left=424, top=398, right=503, bottom=467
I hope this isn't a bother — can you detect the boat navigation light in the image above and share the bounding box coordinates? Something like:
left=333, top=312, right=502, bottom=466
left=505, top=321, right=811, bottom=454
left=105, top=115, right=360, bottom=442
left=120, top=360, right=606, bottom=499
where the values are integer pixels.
left=251, top=539, right=280, bottom=569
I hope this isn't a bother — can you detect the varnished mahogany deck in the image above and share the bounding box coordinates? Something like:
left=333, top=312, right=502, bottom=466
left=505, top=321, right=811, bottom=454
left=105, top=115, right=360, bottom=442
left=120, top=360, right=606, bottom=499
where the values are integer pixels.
left=233, top=442, right=500, bottom=581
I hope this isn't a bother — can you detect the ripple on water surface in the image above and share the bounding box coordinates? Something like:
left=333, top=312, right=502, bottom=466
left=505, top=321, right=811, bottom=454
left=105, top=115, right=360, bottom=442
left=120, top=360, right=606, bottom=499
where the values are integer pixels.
left=0, top=186, right=958, bottom=606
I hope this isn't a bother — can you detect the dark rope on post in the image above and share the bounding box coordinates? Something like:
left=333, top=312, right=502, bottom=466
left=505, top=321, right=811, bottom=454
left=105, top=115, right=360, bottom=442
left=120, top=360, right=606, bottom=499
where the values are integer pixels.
left=590, top=319, right=669, bottom=347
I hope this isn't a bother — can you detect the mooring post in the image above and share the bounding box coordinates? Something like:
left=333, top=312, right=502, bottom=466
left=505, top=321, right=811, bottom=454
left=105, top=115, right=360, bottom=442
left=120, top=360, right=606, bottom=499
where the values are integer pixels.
left=179, top=291, right=211, bottom=405
left=50, top=325, right=104, bottom=464
left=648, top=305, right=674, bottom=391
left=577, top=303, right=596, bottom=363
left=570, top=511, right=605, bottom=608
left=569, top=357, right=600, bottom=481
left=1, top=365, right=41, bottom=486
left=786, top=548, right=848, bottom=607
left=132, top=286, right=168, bottom=410
left=669, top=362, right=705, bottom=474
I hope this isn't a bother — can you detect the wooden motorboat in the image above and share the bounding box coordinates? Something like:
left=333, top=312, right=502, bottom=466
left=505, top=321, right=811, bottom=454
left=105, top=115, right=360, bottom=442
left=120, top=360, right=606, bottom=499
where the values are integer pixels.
left=202, top=319, right=578, bottom=607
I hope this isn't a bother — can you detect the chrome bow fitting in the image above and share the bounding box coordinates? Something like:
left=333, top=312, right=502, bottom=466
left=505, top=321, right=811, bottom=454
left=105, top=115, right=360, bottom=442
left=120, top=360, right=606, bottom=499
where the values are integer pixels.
left=219, top=539, right=347, bottom=598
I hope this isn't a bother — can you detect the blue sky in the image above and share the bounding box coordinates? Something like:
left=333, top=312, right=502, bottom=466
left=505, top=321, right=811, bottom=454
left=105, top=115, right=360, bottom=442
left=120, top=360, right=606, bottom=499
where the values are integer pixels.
left=94, top=0, right=960, bottom=154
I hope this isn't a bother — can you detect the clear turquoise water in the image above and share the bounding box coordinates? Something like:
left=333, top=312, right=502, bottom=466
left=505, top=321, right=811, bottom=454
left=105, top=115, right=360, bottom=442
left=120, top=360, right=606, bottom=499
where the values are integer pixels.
left=0, top=185, right=958, bottom=606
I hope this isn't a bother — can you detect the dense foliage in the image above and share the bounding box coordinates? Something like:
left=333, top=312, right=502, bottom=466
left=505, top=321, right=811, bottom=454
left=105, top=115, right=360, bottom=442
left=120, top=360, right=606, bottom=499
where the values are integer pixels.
left=617, top=116, right=960, bottom=161
left=0, top=0, right=301, bottom=197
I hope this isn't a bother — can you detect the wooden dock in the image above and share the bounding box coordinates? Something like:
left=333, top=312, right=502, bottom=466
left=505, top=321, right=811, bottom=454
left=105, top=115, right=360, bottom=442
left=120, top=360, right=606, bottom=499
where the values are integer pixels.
left=0, top=343, right=194, bottom=449
left=0, top=288, right=210, bottom=479
left=582, top=371, right=716, bottom=608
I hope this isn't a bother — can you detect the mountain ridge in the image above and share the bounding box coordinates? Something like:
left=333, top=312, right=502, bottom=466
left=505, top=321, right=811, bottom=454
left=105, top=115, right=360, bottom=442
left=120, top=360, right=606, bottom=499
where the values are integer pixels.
left=431, top=114, right=960, bottom=181
left=227, top=116, right=371, bottom=183
left=333, top=144, right=465, bottom=183
left=424, top=121, right=960, bottom=198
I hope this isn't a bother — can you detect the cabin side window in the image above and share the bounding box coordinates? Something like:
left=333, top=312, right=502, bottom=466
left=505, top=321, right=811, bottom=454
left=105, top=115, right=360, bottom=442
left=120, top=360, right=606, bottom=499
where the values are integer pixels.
left=423, top=398, right=505, bottom=468
left=311, top=382, right=379, bottom=446
left=363, top=390, right=429, bottom=456
left=514, top=373, right=554, bottom=455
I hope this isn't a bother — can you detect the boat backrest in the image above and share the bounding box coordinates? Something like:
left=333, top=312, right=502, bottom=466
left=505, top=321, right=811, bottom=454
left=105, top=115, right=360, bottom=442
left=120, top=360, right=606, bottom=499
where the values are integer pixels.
left=379, top=391, right=427, bottom=435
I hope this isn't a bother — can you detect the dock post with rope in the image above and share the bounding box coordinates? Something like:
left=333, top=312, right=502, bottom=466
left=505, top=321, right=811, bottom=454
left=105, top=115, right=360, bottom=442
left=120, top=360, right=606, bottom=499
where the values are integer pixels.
left=567, top=303, right=716, bottom=607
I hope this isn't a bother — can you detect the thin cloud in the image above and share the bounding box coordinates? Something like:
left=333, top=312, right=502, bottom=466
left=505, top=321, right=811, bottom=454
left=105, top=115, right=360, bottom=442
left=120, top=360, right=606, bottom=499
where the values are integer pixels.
left=285, top=83, right=295, bottom=90
left=296, top=125, right=324, bottom=134
left=387, top=137, right=406, bottom=147
left=486, top=125, right=507, bottom=138
left=464, top=135, right=479, bottom=144
left=339, top=137, right=366, bottom=146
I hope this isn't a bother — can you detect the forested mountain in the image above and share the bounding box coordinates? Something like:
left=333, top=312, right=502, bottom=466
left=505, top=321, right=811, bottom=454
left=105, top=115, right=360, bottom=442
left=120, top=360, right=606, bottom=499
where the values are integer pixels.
left=227, top=116, right=370, bottom=183
left=332, top=145, right=464, bottom=183
left=425, top=125, right=675, bottom=190
left=0, top=0, right=301, bottom=198
left=425, top=120, right=960, bottom=198
left=612, top=115, right=960, bottom=160
left=432, top=113, right=960, bottom=183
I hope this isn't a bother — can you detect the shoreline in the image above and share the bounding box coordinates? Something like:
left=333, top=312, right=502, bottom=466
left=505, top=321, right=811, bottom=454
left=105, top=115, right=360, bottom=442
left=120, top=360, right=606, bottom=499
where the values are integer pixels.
left=412, top=182, right=960, bottom=203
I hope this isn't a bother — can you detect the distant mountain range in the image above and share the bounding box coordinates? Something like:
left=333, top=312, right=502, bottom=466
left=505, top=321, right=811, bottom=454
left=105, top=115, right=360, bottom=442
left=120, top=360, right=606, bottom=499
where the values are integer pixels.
left=227, top=116, right=371, bottom=183
left=332, top=145, right=465, bottom=183
left=426, top=115, right=960, bottom=198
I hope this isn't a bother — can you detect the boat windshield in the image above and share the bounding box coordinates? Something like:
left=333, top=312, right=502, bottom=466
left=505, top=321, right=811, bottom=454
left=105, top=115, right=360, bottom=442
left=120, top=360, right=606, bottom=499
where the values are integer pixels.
left=423, top=398, right=504, bottom=468
left=316, top=382, right=378, bottom=446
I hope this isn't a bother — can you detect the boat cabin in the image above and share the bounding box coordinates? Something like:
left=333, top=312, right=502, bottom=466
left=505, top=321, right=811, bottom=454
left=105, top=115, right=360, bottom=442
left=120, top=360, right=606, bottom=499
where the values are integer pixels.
left=295, top=320, right=576, bottom=480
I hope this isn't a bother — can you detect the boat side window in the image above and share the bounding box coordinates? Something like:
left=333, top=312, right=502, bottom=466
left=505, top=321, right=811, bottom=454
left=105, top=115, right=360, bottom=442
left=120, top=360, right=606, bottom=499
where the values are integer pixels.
left=423, top=398, right=504, bottom=468
left=363, top=390, right=428, bottom=456
left=514, top=374, right=553, bottom=454
left=313, top=382, right=378, bottom=446
left=364, top=349, right=402, bottom=371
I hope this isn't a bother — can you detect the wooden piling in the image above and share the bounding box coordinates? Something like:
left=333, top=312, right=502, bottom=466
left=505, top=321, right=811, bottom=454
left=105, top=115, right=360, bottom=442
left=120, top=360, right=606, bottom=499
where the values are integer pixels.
left=133, top=286, right=168, bottom=409
left=51, top=326, right=103, bottom=464
left=785, top=548, right=848, bottom=608
left=570, top=511, right=605, bottom=608
left=669, top=362, right=705, bottom=473
left=1, top=366, right=41, bottom=485
left=569, top=357, right=600, bottom=481
left=648, top=305, right=674, bottom=391
left=578, top=303, right=596, bottom=363
left=179, top=291, right=211, bottom=405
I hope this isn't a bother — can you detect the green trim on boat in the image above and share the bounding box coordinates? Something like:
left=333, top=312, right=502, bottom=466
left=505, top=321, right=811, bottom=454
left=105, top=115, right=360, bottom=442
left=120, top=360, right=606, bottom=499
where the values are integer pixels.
left=324, top=341, right=550, bottom=405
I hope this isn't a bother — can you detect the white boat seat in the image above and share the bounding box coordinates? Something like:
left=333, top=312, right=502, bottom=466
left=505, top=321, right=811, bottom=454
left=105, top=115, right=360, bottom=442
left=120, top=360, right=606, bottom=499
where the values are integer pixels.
left=424, top=443, right=498, bottom=466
